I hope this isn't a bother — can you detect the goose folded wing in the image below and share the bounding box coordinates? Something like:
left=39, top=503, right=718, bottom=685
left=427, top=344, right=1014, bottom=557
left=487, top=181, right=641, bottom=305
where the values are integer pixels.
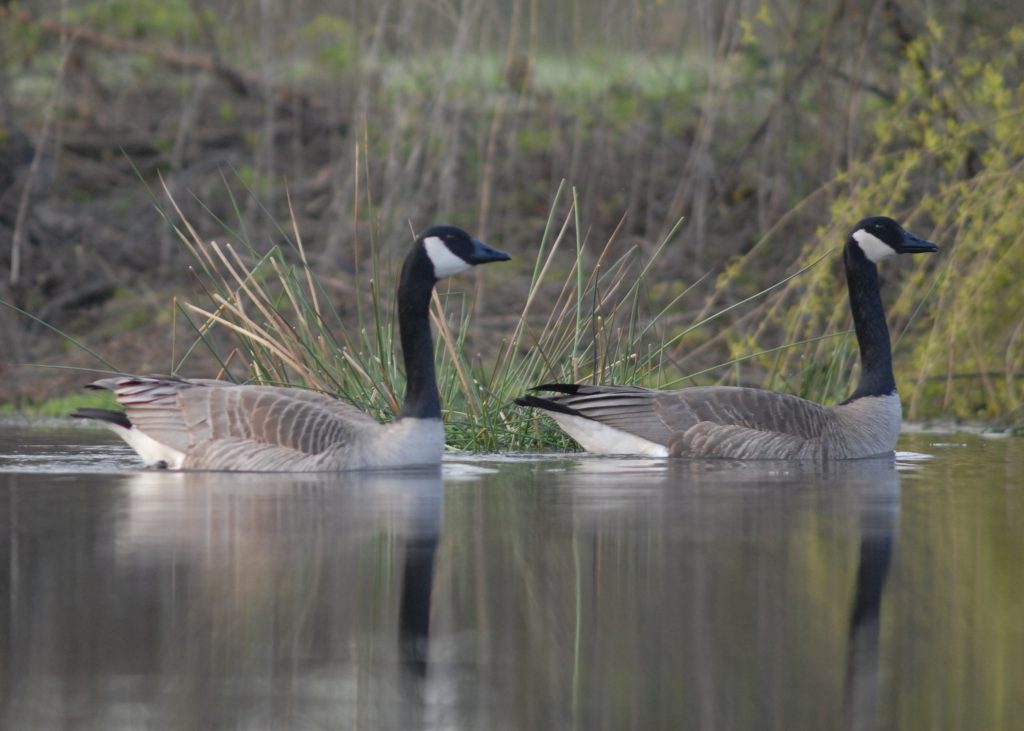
left=548, top=384, right=833, bottom=445
left=654, top=387, right=833, bottom=440
left=95, top=376, right=379, bottom=457
left=176, top=385, right=378, bottom=454
left=671, top=421, right=823, bottom=459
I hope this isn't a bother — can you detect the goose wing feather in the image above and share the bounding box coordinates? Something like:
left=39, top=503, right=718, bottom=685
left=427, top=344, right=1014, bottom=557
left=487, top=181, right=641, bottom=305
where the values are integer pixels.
left=535, top=384, right=834, bottom=446
left=671, top=421, right=824, bottom=459
left=89, top=376, right=379, bottom=468
left=538, top=386, right=675, bottom=445
left=652, top=387, right=833, bottom=439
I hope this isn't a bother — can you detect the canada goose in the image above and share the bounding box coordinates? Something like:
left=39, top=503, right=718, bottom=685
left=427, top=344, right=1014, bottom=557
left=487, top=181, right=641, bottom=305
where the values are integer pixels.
left=71, top=226, right=510, bottom=471
left=516, top=216, right=937, bottom=459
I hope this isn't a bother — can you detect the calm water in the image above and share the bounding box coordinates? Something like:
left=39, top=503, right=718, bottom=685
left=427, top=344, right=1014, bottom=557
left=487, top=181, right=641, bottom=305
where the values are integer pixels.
left=1, top=425, right=1022, bottom=731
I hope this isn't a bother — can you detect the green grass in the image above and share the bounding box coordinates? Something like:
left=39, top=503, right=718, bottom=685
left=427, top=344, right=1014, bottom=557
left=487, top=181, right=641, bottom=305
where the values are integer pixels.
left=373, top=49, right=699, bottom=98
left=0, top=389, right=117, bottom=418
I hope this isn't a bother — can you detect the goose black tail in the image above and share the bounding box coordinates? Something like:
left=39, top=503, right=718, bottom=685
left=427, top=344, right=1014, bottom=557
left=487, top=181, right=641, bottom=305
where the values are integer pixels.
left=70, top=408, right=132, bottom=429
left=530, top=383, right=583, bottom=395
left=514, top=394, right=583, bottom=418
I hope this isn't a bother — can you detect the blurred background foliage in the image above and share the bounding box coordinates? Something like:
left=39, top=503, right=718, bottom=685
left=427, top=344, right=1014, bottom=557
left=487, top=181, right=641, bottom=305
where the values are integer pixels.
left=0, top=0, right=1022, bottom=429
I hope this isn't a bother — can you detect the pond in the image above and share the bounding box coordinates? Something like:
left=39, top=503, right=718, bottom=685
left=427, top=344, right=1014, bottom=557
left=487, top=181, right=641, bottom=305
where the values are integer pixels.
left=1, top=424, right=1022, bottom=730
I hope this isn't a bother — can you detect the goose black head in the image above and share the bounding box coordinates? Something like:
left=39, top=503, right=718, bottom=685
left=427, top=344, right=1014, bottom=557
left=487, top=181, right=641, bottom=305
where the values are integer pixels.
left=418, top=225, right=510, bottom=280
left=848, top=216, right=939, bottom=263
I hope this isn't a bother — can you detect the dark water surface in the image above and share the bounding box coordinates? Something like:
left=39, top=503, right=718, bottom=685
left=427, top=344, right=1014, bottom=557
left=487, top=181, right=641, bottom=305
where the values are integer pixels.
left=1, top=425, right=1022, bottom=730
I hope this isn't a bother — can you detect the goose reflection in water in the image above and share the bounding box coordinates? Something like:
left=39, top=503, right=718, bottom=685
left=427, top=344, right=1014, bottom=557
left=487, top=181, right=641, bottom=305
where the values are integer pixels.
left=554, top=455, right=901, bottom=731
left=844, top=462, right=898, bottom=731
left=397, top=475, right=441, bottom=685
left=137, top=467, right=443, bottom=727
left=0, top=465, right=444, bottom=729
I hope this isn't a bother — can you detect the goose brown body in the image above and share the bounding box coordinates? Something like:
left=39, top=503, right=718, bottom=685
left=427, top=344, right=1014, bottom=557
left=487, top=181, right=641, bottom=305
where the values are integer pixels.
left=518, top=384, right=902, bottom=459
left=80, top=375, right=444, bottom=471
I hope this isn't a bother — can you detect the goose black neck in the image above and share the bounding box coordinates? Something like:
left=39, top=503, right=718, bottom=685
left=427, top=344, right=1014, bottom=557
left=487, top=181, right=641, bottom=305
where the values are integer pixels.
left=843, top=244, right=896, bottom=401
left=397, top=249, right=441, bottom=419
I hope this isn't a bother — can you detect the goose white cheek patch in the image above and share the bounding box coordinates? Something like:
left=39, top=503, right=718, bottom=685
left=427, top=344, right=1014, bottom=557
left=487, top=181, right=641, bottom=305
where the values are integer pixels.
left=423, top=236, right=472, bottom=278
left=852, top=230, right=897, bottom=262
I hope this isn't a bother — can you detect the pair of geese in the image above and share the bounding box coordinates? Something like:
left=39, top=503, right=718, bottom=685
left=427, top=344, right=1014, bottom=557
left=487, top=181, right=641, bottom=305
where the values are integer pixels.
left=72, top=217, right=937, bottom=469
